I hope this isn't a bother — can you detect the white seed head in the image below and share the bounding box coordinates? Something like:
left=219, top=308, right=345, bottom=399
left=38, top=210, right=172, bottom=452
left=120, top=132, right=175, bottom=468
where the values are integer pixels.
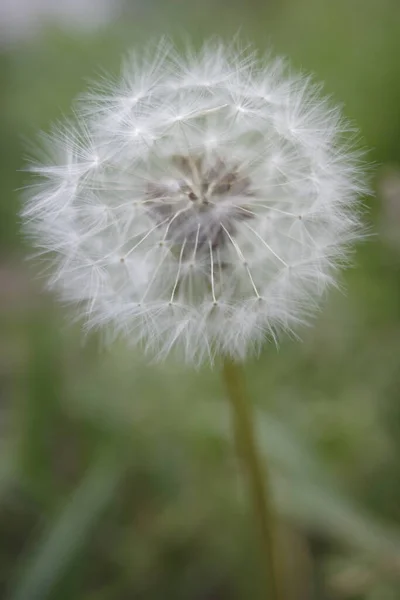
left=22, top=40, right=366, bottom=364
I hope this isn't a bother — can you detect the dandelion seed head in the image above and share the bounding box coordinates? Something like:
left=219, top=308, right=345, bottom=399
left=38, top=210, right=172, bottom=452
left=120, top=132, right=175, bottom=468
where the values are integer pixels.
left=22, top=40, right=366, bottom=364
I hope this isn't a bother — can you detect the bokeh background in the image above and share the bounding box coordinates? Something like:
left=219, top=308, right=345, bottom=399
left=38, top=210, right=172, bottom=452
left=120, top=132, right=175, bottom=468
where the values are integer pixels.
left=1, top=1, right=400, bottom=598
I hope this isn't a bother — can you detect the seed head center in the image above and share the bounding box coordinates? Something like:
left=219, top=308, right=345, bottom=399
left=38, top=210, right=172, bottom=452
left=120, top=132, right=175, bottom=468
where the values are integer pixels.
left=146, top=154, right=253, bottom=252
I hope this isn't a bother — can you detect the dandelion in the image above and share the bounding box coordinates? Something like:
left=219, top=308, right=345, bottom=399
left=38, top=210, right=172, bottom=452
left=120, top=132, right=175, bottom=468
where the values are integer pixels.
left=22, top=40, right=366, bottom=599
left=22, top=40, right=364, bottom=364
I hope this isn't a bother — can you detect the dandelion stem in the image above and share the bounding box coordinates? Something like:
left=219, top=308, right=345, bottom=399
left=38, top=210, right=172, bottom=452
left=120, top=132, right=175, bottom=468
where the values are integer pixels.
left=222, top=357, right=284, bottom=600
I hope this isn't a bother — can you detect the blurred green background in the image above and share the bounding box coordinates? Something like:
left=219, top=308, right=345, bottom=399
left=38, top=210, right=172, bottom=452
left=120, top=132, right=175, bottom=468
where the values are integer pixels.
left=1, top=1, right=400, bottom=598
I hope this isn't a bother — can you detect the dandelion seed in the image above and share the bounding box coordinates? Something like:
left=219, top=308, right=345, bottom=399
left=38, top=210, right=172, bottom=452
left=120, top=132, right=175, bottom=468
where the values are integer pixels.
left=22, top=40, right=366, bottom=364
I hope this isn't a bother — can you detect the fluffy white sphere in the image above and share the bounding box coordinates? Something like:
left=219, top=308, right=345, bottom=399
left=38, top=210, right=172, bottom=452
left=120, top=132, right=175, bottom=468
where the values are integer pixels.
left=22, top=41, right=365, bottom=364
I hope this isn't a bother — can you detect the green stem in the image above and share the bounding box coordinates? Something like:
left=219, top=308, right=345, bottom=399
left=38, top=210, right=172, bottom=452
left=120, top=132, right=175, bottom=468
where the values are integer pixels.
left=222, top=357, right=284, bottom=600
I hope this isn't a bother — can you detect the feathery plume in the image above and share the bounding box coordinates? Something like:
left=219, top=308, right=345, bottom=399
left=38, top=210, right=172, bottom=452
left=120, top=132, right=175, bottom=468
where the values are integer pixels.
left=22, top=40, right=365, bottom=364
